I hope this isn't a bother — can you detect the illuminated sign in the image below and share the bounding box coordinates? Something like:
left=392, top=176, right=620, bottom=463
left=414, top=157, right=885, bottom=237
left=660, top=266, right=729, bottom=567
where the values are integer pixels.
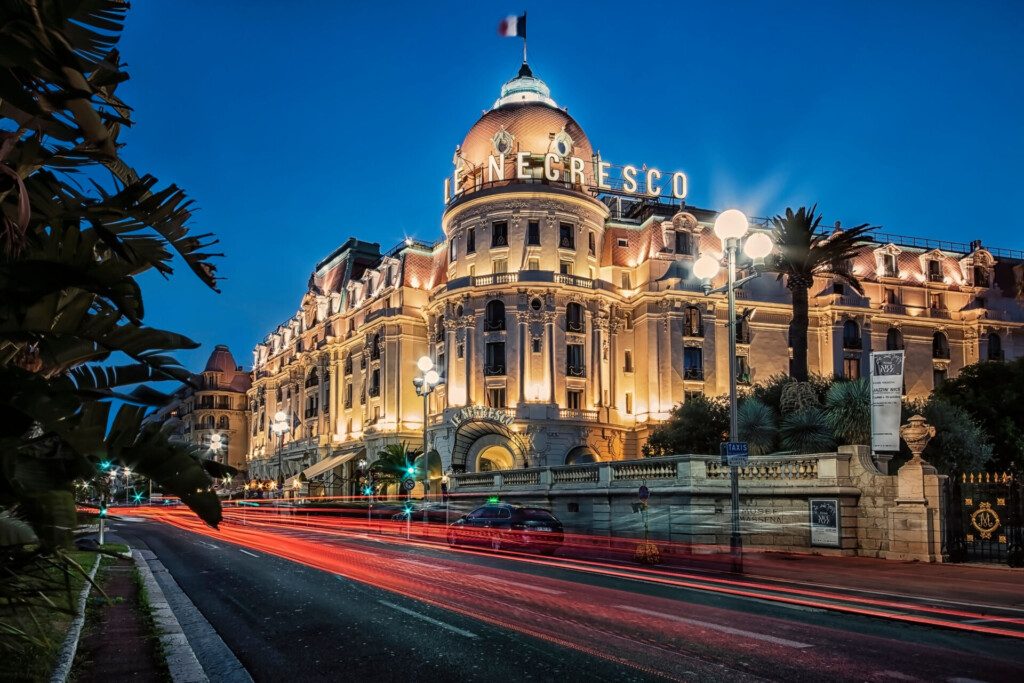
left=444, top=152, right=688, bottom=204
left=449, top=406, right=515, bottom=429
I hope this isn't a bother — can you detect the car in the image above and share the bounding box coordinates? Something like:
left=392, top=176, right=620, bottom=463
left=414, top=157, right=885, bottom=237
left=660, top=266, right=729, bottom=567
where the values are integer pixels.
left=391, top=502, right=451, bottom=523
left=447, top=503, right=563, bottom=554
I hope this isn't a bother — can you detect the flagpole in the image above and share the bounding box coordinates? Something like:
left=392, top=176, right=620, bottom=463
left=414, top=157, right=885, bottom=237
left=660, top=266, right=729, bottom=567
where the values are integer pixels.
left=522, top=11, right=528, bottom=63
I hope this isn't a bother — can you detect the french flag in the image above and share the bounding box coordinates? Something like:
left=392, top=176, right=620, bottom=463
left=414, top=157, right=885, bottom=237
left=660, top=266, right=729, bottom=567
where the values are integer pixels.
left=498, top=13, right=527, bottom=39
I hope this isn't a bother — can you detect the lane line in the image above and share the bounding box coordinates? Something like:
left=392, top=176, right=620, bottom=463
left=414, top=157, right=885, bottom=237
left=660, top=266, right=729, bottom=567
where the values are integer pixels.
left=616, top=605, right=814, bottom=649
left=378, top=600, right=479, bottom=639
left=470, top=574, right=565, bottom=595
left=198, top=540, right=220, bottom=550
left=238, top=549, right=259, bottom=558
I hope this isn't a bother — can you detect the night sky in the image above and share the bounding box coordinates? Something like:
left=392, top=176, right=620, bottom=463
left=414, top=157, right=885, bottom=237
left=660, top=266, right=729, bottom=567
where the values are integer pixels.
left=116, top=1, right=1023, bottom=372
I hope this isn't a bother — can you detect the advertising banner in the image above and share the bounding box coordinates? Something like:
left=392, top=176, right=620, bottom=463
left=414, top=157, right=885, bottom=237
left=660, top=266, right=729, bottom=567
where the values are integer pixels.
left=870, top=350, right=905, bottom=453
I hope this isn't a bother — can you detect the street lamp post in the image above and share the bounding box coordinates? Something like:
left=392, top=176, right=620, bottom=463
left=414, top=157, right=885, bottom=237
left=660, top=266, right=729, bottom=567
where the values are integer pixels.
left=123, top=467, right=131, bottom=505
left=693, top=209, right=774, bottom=573
left=413, top=355, right=443, bottom=528
left=271, top=411, right=289, bottom=499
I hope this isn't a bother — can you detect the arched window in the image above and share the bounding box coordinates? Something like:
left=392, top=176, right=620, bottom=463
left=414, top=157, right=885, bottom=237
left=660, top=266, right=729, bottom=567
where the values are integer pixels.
left=217, top=415, right=229, bottom=430
left=886, top=327, right=904, bottom=351
left=988, top=332, right=1003, bottom=361
left=685, top=306, right=702, bottom=337
left=843, top=320, right=861, bottom=349
left=932, top=331, right=949, bottom=359
left=485, top=299, right=506, bottom=331
left=305, top=369, right=319, bottom=387
left=566, top=302, right=584, bottom=333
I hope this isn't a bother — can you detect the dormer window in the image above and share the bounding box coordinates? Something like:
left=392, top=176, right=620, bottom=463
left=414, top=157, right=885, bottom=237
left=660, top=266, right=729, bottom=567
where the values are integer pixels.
left=883, top=253, right=897, bottom=278
left=675, top=232, right=691, bottom=255
left=928, top=259, right=942, bottom=282
left=973, top=265, right=989, bottom=288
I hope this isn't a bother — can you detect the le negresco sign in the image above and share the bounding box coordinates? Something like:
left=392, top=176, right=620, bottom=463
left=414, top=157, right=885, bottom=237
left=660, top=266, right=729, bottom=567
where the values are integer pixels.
left=444, top=152, right=688, bottom=204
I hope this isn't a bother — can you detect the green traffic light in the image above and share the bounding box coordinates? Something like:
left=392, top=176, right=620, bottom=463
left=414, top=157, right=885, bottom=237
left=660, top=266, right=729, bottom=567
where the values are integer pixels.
left=99, top=460, right=111, bottom=470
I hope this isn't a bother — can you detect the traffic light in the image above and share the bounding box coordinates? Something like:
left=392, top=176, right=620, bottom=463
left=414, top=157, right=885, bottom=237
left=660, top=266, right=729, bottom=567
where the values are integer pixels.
left=362, top=486, right=373, bottom=496
left=99, top=459, right=111, bottom=471
left=405, top=465, right=416, bottom=477
left=99, top=502, right=108, bottom=517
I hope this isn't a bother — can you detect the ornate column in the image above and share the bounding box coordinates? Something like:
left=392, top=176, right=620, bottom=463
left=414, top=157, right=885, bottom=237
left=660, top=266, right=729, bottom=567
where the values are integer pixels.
left=593, top=315, right=606, bottom=407
left=608, top=314, right=620, bottom=409
left=545, top=312, right=556, bottom=404
left=464, top=315, right=476, bottom=406
left=444, top=318, right=457, bottom=408
left=517, top=311, right=528, bottom=404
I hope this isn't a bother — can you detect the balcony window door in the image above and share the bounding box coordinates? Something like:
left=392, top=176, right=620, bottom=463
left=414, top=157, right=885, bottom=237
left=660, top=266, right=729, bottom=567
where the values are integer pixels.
left=559, top=223, right=575, bottom=249
left=566, top=302, right=584, bottom=333
left=566, top=343, right=585, bottom=377
left=485, top=300, right=506, bottom=330
left=491, top=221, right=508, bottom=248
left=486, top=387, right=506, bottom=408
left=485, top=341, right=506, bottom=375
left=466, top=227, right=476, bottom=253
left=683, top=347, right=703, bottom=380
left=527, top=220, right=540, bottom=246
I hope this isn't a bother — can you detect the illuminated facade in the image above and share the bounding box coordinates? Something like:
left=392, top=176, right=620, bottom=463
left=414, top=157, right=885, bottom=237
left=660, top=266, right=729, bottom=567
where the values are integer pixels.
left=245, top=62, right=1024, bottom=491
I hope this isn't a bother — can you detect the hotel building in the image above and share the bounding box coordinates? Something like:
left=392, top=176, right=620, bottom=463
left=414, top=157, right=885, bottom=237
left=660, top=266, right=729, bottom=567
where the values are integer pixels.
left=244, top=62, right=1024, bottom=493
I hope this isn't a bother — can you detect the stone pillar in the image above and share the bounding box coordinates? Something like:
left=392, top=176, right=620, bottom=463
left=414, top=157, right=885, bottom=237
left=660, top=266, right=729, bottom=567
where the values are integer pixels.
left=885, top=415, right=944, bottom=562
left=546, top=316, right=556, bottom=404
left=518, top=313, right=527, bottom=405
left=465, top=317, right=475, bottom=405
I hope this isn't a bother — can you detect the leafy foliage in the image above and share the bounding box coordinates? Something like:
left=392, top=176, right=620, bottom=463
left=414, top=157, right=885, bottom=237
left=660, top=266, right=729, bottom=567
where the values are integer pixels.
left=370, top=443, right=421, bottom=486
left=642, top=395, right=728, bottom=456
left=737, top=398, right=777, bottom=455
left=0, top=0, right=224, bottom=552
left=932, top=358, right=1024, bottom=470
left=825, top=378, right=871, bottom=446
left=764, top=206, right=876, bottom=381
left=900, top=398, right=994, bottom=473
left=779, top=408, right=836, bottom=453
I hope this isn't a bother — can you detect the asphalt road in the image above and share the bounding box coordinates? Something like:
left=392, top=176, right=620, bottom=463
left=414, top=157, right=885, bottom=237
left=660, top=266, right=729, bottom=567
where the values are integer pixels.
left=113, top=516, right=1024, bottom=682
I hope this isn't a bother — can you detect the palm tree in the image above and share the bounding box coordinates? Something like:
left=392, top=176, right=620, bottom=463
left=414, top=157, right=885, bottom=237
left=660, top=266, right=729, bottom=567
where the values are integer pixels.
left=766, top=206, right=876, bottom=382
left=825, top=379, right=872, bottom=445
left=370, top=443, right=421, bottom=486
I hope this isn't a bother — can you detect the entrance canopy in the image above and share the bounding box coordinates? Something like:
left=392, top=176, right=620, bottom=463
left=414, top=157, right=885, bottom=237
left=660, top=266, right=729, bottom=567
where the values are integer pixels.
left=301, top=448, right=364, bottom=480
left=451, top=418, right=527, bottom=471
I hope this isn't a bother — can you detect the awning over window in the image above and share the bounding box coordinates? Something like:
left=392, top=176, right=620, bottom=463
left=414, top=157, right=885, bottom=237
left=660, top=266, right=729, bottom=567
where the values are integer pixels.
left=301, top=448, right=363, bottom=480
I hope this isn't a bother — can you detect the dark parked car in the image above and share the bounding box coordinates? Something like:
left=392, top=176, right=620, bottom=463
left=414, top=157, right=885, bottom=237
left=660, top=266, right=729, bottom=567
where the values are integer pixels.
left=447, top=503, right=563, bottom=554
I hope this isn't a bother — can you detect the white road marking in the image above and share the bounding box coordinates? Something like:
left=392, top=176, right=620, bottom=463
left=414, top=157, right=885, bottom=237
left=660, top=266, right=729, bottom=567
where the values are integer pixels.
left=378, top=600, right=479, bottom=639
left=238, top=549, right=259, bottom=558
left=394, top=558, right=436, bottom=569
left=616, top=605, right=814, bottom=649
left=470, top=574, right=565, bottom=595
left=198, top=541, right=220, bottom=550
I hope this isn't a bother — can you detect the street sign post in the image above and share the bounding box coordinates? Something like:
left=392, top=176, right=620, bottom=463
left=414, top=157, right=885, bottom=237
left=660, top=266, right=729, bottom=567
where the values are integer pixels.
left=722, top=441, right=749, bottom=467
left=402, top=478, right=415, bottom=492
left=638, top=485, right=650, bottom=501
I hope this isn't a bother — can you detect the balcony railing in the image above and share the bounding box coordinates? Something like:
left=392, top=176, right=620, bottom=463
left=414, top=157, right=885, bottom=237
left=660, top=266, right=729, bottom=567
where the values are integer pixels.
left=843, top=337, right=863, bottom=350
left=881, top=303, right=907, bottom=315
left=684, top=325, right=704, bottom=337
left=344, top=399, right=352, bottom=409
left=932, top=348, right=950, bottom=360
left=483, top=364, right=506, bottom=376
left=367, top=385, right=380, bottom=397
left=928, top=272, right=944, bottom=283
left=474, top=272, right=517, bottom=287
left=567, top=319, right=584, bottom=333
left=566, top=364, right=586, bottom=378
left=553, top=273, right=595, bottom=289
left=491, top=235, right=508, bottom=248
left=929, top=308, right=951, bottom=319
left=558, top=236, right=575, bottom=249
left=557, top=408, right=599, bottom=421
left=684, top=367, right=704, bottom=380
left=484, top=318, right=506, bottom=331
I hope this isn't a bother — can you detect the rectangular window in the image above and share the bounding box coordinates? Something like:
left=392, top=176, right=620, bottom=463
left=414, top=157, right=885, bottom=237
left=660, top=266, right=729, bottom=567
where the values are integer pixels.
left=449, top=237, right=458, bottom=262
left=559, top=223, right=575, bottom=249
left=675, top=232, right=691, bottom=254
left=493, top=259, right=507, bottom=274
left=456, top=342, right=465, bottom=359
left=528, top=220, right=540, bottom=245
left=843, top=356, right=861, bottom=379
left=617, top=237, right=628, bottom=248
left=467, top=227, right=476, bottom=253
left=930, top=293, right=943, bottom=310
left=624, top=350, right=633, bottom=372
left=566, top=390, right=583, bottom=410
left=487, top=387, right=506, bottom=409
left=370, top=368, right=380, bottom=395
left=883, top=288, right=898, bottom=304
left=566, top=343, right=585, bottom=377
left=625, top=392, right=633, bottom=414
left=528, top=257, right=540, bottom=271
left=344, top=383, right=353, bottom=408
left=928, top=259, right=942, bottom=282
left=624, top=313, right=633, bottom=330
left=621, top=271, right=632, bottom=289
left=531, top=338, right=542, bottom=353
left=684, top=347, right=703, bottom=380
left=485, top=342, right=505, bottom=375
left=588, top=232, right=595, bottom=256
left=560, top=260, right=573, bottom=275
left=492, top=221, right=508, bottom=248
left=883, top=254, right=897, bottom=278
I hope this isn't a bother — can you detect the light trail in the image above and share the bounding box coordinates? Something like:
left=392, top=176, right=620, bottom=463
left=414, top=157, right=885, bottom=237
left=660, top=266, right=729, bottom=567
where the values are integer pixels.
left=121, top=503, right=1024, bottom=682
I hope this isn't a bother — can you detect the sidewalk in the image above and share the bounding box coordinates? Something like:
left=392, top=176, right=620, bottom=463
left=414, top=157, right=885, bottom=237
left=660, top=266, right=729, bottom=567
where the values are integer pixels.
left=738, top=551, right=1024, bottom=608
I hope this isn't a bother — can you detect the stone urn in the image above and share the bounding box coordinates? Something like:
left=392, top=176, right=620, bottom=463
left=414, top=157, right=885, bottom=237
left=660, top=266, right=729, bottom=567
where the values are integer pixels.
left=899, top=414, right=936, bottom=463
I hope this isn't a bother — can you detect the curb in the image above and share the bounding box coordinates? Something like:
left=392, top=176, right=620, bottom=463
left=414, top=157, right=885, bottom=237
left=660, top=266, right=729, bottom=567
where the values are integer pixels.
left=50, top=554, right=102, bottom=683
left=132, top=549, right=209, bottom=683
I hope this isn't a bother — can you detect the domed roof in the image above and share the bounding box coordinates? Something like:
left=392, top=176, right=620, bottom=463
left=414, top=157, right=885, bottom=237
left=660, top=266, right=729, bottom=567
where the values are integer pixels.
left=204, top=344, right=238, bottom=373
left=454, top=63, right=594, bottom=193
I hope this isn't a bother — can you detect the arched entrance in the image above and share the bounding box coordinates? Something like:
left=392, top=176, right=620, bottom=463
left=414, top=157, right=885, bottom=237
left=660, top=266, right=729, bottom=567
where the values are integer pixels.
left=565, top=446, right=599, bottom=465
left=449, top=408, right=528, bottom=472
left=477, top=444, right=516, bottom=471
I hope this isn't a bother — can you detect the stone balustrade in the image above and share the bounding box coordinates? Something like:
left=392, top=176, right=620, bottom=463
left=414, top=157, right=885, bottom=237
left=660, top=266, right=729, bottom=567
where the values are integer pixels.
left=451, top=451, right=847, bottom=492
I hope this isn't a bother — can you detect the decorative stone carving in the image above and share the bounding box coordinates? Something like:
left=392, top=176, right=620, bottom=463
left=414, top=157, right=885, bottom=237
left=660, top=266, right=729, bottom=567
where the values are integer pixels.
left=900, top=415, right=935, bottom=465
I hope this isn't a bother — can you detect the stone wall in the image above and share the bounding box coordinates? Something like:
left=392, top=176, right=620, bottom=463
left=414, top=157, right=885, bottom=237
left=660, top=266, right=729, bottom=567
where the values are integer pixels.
left=449, top=446, right=945, bottom=560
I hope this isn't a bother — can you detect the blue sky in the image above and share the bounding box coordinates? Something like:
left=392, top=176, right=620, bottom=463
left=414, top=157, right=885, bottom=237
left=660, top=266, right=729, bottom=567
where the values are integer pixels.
left=118, top=1, right=1024, bottom=372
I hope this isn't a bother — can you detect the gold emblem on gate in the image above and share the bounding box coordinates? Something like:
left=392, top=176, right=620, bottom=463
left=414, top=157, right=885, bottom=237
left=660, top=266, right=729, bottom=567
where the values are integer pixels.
left=970, top=502, right=1001, bottom=540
